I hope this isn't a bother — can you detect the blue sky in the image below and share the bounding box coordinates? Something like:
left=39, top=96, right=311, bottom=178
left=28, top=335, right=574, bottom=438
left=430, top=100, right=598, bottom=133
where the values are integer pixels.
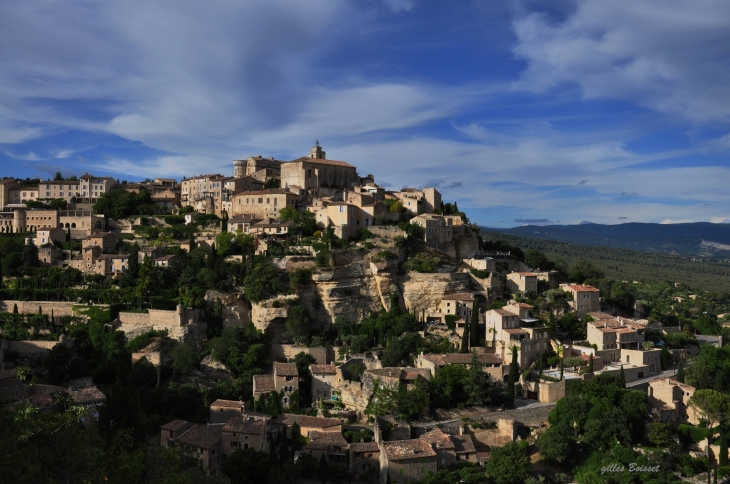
left=1, top=0, right=730, bottom=227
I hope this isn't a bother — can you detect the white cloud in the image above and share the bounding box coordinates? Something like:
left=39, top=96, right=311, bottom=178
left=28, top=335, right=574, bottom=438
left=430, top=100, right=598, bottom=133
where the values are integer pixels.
left=661, top=219, right=695, bottom=224
left=512, top=0, right=730, bottom=122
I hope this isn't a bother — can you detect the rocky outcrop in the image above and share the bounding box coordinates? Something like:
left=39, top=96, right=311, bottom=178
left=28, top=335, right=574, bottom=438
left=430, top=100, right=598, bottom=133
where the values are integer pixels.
left=400, top=272, right=471, bottom=314
left=446, top=225, right=479, bottom=259
left=251, top=300, right=289, bottom=333
left=206, top=290, right=251, bottom=328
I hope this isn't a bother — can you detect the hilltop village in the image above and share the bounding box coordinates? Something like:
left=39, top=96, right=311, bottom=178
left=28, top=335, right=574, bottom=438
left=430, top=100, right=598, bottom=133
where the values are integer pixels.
left=2, top=143, right=730, bottom=483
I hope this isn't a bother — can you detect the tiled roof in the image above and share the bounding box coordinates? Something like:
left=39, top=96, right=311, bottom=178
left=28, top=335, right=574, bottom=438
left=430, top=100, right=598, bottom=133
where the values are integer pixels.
left=304, top=431, right=349, bottom=450
left=382, top=439, right=436, bottom=461
left=420, top=428, right=454, bottom=449
left=274, top=362, right=299, bottom=377
left=288, top=156, right=355, bottom=168
left=211, top=399, right=245, bottom=409
left=503, top=328, right=528, bottom=335
left=253, top=375, right=275, bottom=394
left=452, top=434, right=476, bottom=454
left=310, top=365, right=337, bottom=375
left=491, top=309, right=516, bottom=317
left=350, top=441, right=380, bottom=453
left=177, top=424, right=222, bottom=449
left=160, top=419, right=192, bottom=432
left=510, top=302, right=534, bottom=309
left=273, top=414, right=342, bottom=429
left=567, top=284, right=600, bottom=292
left=71, top=386, right=106, bottom=404
left=222, top=418, right=267, bottom=434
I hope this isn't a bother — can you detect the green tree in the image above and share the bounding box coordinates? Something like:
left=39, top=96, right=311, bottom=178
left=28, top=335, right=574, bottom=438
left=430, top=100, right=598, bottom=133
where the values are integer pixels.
left=286, top=305, right=311, bottom=341
left=170, top=342, right=197, bottom=380
left=507, top=346, right=518, bottom=407
left=469, top=300, right=479, bottom=347
left=660, top=345, right=670, bottom=371
left=677, top=359, right=685, bottom=383
left=244, top=261, right=285, bottom=302
left=318, top=454, right=328, bottom=484
left=222, top=448, right=270, bottom=484
left=486, top=441, right=532, bottom=484
left=461, top=322, right=469, bottom=353
left=463, top=352, right=491, bottom=407
left=647, top=422, right=674, bottom=448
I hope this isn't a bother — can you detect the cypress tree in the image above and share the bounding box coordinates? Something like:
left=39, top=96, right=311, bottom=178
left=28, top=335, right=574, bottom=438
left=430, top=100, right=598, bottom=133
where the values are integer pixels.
left=538, top=356, right=543, bottom=376
left=460, top=322, right=470, bottom=353
left=677, top=359, right=685, bottom=383
left=469, top=300, right=479, bottom=347
left=279, top=434, right=289, bottom=462
left=720, top=431, right=728, bottom=467
left=318, top=454, right=328, bottom=484
left=716, top=372, right=725, bottom=393
left=660, top=345, right=670, bottom=371
left=0, top=259, right=3, bottom=288
left=619, top=365, right=626, bottom=388
left=13, top=303, right=18, bottom=314
left=507, top=347, right=518, bottom=407
left=559, top=358, right=564, bottom=381
left=589, top=354, right=594, bottom=374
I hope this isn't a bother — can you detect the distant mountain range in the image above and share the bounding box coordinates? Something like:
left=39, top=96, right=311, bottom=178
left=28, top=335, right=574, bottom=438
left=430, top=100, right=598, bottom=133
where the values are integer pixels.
left=482, top=222, right=730, bottom=256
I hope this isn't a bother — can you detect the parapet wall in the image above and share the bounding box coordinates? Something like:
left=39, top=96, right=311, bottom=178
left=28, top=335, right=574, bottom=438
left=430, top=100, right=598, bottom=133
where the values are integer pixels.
left=0, top=300, right=96, bottom=317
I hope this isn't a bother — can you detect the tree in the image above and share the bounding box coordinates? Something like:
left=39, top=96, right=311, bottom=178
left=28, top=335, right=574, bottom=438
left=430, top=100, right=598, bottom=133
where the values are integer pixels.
left=170, top=343, right=197, bottom=380
left=588, top=354, right=594, bottom=374
left=463, top=352, right=491, bottom=407
left=461, top=322, right=469, bottom=353
left=660, top=345, right=670, bottom=371
left=689, top=389, right=730, bottom=482
left=647, top=422, right=674, bottom=448
left=469, top=300, right=479, bottom=347
left=618, top=365, right=626, bottom=388
left=126, top=243, right=140, bottom=279
left=221, top=448, right=270, bottom=484
left=21, top=240, right=39, bottom=269
left=318, top=454, right=328, bottom=484
left=486, top=441, right=532, bottom=484
left=54, top=171, right=63, bottom=181
left=244, top=261, right=285, bottom=302
left=507, top=346, right=519, bottom=407
left=677, top=359, right=685, bottom=383
left=286, top=305, right=311, bottom=341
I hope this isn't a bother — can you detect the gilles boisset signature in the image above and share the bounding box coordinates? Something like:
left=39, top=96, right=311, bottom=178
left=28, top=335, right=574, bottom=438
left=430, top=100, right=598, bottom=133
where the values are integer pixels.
left=601, top=463, right=660, bottom=475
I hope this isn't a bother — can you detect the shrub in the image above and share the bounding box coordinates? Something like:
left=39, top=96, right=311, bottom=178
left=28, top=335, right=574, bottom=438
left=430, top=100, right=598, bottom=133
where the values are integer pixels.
left=470, top=268, right=490, bottom=278
left=403, top=252, right=440, bottom=273
left=445, top=314, right=457, bottom=330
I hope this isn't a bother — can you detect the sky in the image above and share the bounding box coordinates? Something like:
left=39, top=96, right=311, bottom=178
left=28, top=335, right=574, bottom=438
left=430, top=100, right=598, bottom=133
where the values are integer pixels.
left=1, top=0, right=730, bottom=227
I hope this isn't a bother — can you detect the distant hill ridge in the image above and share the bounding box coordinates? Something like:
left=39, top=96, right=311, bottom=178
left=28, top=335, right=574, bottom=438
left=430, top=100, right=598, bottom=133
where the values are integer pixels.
left=483, top=222, right=730, bottom=256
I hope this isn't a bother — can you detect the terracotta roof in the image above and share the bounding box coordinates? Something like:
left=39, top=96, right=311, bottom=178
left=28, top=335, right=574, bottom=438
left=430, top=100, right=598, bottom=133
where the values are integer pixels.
left=420, top=428, right=454, bottom=449
left=304, top=431, right=349, bottom=450
left=229, top=214, right=258, bottom=223
left=71, top=386, right=106, bottom=404
left=441, top=292, right=475, bottom=301
left=350, top=442, right=380, bottom=453
left=615, top=327, right=637, bottom=334
left=273, top=414, right=342, bottom=429
left=288, top=156, right=355, bottom=168
left=452, top=434, right=476, bottom=454
left=503, top=328, right=529, bottom=335
left=274, top=362, right=299, bottom=377
left=211, top=399, right=245, bottom=409
left=222, top=418, right=267, bottom=434
left=310, top=365, right=337, bottom=375
left=253, top=375, right=275, bottom=394
left=382, top=439, right=437, bottom=461
left=161, top=419, right=192, bottom=432
left=177, top=424, right=222, bottom=449
left=510, top=302, right=534, bottom=309
left=567, top=285, right=600, bottom=292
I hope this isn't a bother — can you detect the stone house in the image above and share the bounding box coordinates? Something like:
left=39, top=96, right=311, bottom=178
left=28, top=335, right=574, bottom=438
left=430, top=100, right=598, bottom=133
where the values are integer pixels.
left=379, top=438, right=437, bottom=484
left=70, top=385, right=106, bottom=427
left=435, top=292, right=475, bottom=321
left=163, top=422, right=223, bottom=472
left=210, top=399, right=247, bottom=424
left=362, top=368, right=431, bottom=394
left=81, top=232, right=118, bottom=253
left=502, top=301, right=534, bottom=320
left=506, top=272, right=538, bottom=296
left=299, top=430, right=349, bottom=463
left=252, top=362, right=300, bottom=407
left=587, top=318, right=646, bottom=364
left=221, top=417, right=270, bottom=456
left=94, top=254, right=130, bottom=277
left=23, top=208, right=58, bottom=231
left=648, top=378, right=700, bottom=426
left=414, top=352, right=503, bottom=381
left=38, top=179, right=81, bottom=203
left=154, top=254, right=180, bottom=267
left=392, top=187, right=441, bottom=215
left=313, top=200, right=382, bottom=240
left=78, top=175, right=117, bottom=205
left=251, top=218, right=292, bottom=236
left=9, top=186, right=39, bottom=205
left=310, top=364, right=337, bottom=401
left=485, top=308, right=551, bottom=372
left=228, top=214, right=260, bottom=234
left=29, top=227, right=66, bottom=248
left=160, top=419, right=195, bottom=447
left=272, top=414, right=343, bottom=439
left=410, top=214, right=462, bottom=248
left=561, top=284, right=600, bottom=318
left=150, top=188, right=181, bottom=209
left=350, top=441, right=380, bottom=482
left=463, top=257, right=496, bottom=273
left=180, top=173, right=226, bottom=215
left=231, top=189, right=299, bottom=219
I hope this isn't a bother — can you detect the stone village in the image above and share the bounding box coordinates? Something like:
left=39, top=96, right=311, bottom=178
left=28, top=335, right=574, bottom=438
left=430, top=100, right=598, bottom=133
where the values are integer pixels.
left=0, top=143, right=722, bottom=483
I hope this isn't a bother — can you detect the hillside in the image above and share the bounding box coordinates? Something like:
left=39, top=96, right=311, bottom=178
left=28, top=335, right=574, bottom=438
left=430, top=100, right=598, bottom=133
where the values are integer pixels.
left=483, top=222, right=730, bottom=256
left=480, top=230, right=730, bottom=293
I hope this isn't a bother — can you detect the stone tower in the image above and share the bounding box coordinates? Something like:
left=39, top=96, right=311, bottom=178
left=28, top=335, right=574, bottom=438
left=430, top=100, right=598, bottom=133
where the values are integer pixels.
left=233, top=159, right=246, bottom=178
left=308, top=140, right=326, bottom=159
left=13, top=208, right=26, bottom=233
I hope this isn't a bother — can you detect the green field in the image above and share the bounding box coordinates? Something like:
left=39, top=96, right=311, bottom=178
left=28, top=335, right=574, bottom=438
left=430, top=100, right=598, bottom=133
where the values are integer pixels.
left=480, top=231, right=730, bottom=293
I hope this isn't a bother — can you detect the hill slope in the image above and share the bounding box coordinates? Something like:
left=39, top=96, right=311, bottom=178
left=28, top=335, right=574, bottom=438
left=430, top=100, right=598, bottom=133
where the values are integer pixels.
left=480, top=230, right=730, bottom=293
left=483, top=222, right=730, bottom=256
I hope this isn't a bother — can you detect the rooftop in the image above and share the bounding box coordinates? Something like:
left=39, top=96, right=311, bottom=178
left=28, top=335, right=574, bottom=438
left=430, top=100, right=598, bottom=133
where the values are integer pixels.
left=71, top=386, right=106, bottom=404
left=441, top=292, right=475, bottom=301
left=304, top=431, right=349, bottom=451
left=274, top=362, right=299, bottom=377
left=382, top=439, right=436, bottom=461
left=253, top=375, right=275, bottom=394
left=566, top=284, right=600, bottom=292
left=177, top=424, right=222, bottom=449
left=420, top=428, right=454, bottom=449
left=310, top=364, right=337, bottom=375
left=288, top=156, right=355, bottom=168
left=160, top=419, right=192, bottom=432
left=350, top=441, right=380, bottom=453
left=222, top=418, right=267, bottom=434
left=211, top=399, right=246, bottom=409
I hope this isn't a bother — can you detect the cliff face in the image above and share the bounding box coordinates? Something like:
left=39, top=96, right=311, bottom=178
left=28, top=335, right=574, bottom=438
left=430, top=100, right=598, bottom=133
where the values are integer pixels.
left=400, top=271, right=472, bottom=314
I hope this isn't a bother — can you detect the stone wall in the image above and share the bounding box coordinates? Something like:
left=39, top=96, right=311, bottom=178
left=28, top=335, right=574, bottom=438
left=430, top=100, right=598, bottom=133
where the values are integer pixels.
left=269, top=344, right=335, bottom=364
left=0, top=300, right=95, bottom=317
left=116, top=307, right=205, bottom=348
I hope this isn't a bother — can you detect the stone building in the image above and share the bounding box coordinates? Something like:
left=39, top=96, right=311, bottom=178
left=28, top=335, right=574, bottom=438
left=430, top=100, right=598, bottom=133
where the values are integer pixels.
left=561, top=284, right=600, bottom=318
left=299, top=431, right=349, bottom=463
left=231, top=189, right=300, bottom=219
left=221, top=416, right=270, bottom=456
left=272, top=414, right=343, bottom=439
left=310, top=364, right=337, bottom=401
left=350, top=441, right=380, bottom=482
left=410, top=214, right=462, bottom=248
left=234, top=156, right=284, bottom=181
left=415, top=352, right=502, bottom=381
left=506, top=272, right=538, bottom=296
left=648, top=377, right=700, bottom=426
left=280, top=142, right=359, bottom=191
left=210, top=399, right=247, bottom=424
left=161, top=422, right=223, bottom=472
left=379, top=438, right=437, bottom=484
left=0, top=179, right=21, bottom=209
left=253, top=362, right=300, bottom=407
left=78, top=175, right=117, bottom=204
left=485, top=308, right=552, bottom=372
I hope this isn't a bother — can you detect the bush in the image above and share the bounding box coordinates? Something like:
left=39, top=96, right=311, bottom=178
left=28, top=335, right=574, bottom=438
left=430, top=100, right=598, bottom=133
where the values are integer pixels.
left=445, top=314, right=457, bottom=331
left=470, top=268, right=490, bottom=278
left=678, top=424, right=714, bottom=444
left=163, top=215, right=186, bottom=225
left=403, top=252, right=440, bottom=273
